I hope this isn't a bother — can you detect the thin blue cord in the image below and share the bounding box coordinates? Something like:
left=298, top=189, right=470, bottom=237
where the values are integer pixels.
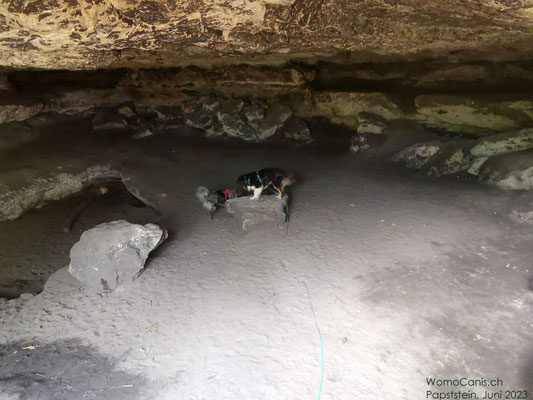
left=304, top=281, right=324, bottom=400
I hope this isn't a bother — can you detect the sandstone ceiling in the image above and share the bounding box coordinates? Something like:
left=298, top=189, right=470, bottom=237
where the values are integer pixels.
left=1, top=0, right=533, bottom=70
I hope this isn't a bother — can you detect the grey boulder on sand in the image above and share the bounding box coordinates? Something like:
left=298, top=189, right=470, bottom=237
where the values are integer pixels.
left=225, top=195, right=288, bottom=232
left=68, top=220, right=167, bottom=291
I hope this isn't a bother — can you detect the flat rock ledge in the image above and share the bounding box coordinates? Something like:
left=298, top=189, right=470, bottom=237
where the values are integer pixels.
left=225, top=195, right=288, bottom=232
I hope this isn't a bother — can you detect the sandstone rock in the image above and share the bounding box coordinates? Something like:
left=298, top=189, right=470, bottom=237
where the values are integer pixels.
left=19, top=293, right=34, bottom=301
left=413, top=95, right=532, bottom=135
left=467, top=157, right=489, bottom=176
left=257, top=104, right=293, bottom=140
left=2, top=0, right=532, bottom=71
left=418, top=65, right=489, bottom=84
left=217, top=99, right=257, bottom=140
left=421, top=141, right=473, bottom=177
left=91, top=109, right=127, bottom=130
left=225, top=195, right=288, bottom=232
left=243, top=104, right=265, bottom=130
left=197, top=96, right=222, bottom=113
left=153, top=106, right=182, bottom=121
left=471, top=128, right=533, bottom=157
left=478, top=150, right=533, bottom=190
left=508, top=191, right=533, bottom=224
left=0, top=165, right=120, bottom=221
left=303, top=92, right=402, bottom=129
left=116, top=103, right=137, bottom=119
left=350, top=134, right=371, bottom=154
left=392, top=141, right=444, bottom=169
left=282, top=117, right=312, bottom=142
left=185, top=103, right=219, bottom=134
left=357, top=112, right=388, bottom=134
left=132, top=127, right=154, bottom=140
left=0, top=101, right=44, bottom=125
left=68, top=220, right=167, bottom=291
left=0, top=165, right=120, bottom=222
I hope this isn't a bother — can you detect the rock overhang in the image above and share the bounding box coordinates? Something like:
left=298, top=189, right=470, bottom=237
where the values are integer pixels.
left=1, top=0, right=533, bottom=70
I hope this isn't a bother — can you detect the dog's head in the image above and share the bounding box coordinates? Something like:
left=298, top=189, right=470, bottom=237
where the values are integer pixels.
left=196, top=186, right=223, bottom=216
left=237, top=174, right=249, bottom=191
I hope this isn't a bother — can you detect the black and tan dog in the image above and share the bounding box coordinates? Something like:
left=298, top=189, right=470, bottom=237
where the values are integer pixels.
left=237, top=168, right=296, bottom=200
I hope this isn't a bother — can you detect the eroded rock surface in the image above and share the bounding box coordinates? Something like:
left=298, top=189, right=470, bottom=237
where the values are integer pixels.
left=479, top=150, right=533, bottom=190
left=0, top=165, right=120, bottom=222
left=413, top=95, right=533, bottom=135
left=2, top=1, right=533, bottom=70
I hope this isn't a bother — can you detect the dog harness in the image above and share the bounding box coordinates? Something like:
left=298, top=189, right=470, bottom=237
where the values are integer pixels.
left=222, top=189, right=238, bottom=201
left=247, top=172, right=262, bottom=187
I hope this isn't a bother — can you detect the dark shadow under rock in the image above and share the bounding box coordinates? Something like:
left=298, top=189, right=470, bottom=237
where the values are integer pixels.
left=0, top=339, right=146, bottom=400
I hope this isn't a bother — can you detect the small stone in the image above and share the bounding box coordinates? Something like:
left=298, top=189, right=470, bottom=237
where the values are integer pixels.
left=350, top=133, right=370, bottom=153
left=19, top=293, right=34, bottom=300
left=132, top=127, right=154, bottom=139
left=68, top=220, right=167, bottom=291
left=116, top=103, right=137, bottom=118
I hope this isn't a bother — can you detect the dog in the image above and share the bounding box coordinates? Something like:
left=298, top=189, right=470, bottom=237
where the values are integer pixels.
left=237, top=168, right=296, bottom=200
left=195, top=187, right=245, bottom=217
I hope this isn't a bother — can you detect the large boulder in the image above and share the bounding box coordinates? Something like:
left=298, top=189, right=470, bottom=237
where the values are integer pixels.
left=243, top=103, right=266, bottom=131
left=478, top=150, right=533, bottom=190
left=300, top=91, right=402, bottom=129
left=471, top=128, right=533, bottom=157
left=281, top=117, right=312, bottom=142
left=225, top=195, right=288, bottom=232
left=68, top=220, right=167, bottom=291
left=0, top=100, right=44, bottom=125
left=413, top=95, right=533, bottom=135
left=392, top=141, right=444, bottom=169
left=216, top=99, right=257, bottom=140
left=256, top=104, right=293, bottom=140
left=356, top=112, right=388, bottom=135
left=0, top=165, right=120, bottom=222
left=421, top=141, right=473, bottom=177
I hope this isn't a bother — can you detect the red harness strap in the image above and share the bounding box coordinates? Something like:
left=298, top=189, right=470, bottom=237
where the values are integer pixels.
left=222, top=190, right=237, bottom=201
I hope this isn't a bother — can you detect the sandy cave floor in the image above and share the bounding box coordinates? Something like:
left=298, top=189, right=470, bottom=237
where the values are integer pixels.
left=0, top=129, right=532, bottom=400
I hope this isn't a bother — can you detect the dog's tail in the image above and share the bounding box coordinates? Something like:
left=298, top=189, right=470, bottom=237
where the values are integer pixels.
left=282, top=170, right=297, bottom=187
left=196, top=186, right=210, bottom=202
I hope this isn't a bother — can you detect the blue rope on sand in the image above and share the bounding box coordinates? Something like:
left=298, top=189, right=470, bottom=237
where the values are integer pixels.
left=304, top=281, right=324, bottom=400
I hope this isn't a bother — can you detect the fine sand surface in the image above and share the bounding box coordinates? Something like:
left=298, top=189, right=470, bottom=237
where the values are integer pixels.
left=1, top=131, right=532, bottom=400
